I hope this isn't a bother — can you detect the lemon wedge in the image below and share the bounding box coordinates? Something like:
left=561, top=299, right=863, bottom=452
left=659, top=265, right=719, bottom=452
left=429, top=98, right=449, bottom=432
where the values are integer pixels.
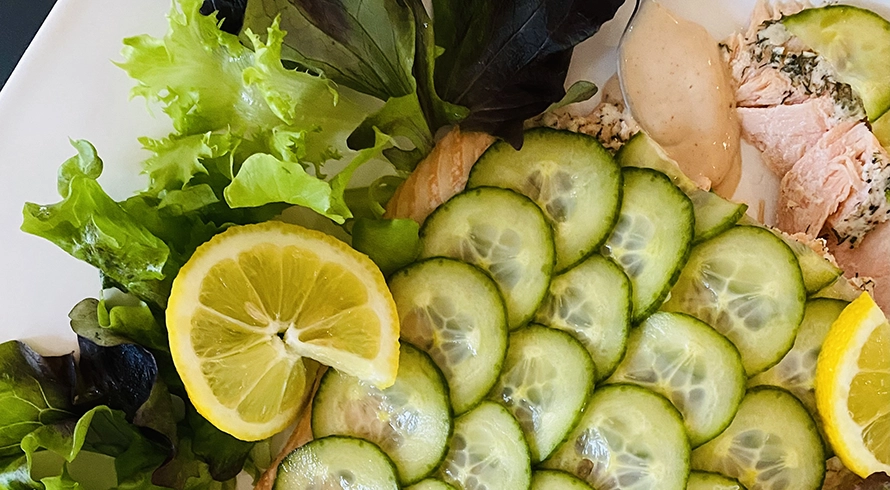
left=167, top=222, right=400, bottom=441
left=816, top=292, right=890, bottom=477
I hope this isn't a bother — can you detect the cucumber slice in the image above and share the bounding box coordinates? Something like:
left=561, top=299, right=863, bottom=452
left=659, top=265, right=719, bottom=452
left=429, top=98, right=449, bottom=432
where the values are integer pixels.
left=420, top=187, right=555, bottom=329
left=748, top=299, right=848, bottom=422
left=783, top=5, right=890, bottom=120
left=437, top=401, right=531, bottom=490
left=532, top=470, right=594, bottom=490
left=812, top=276, right=863, bottom=302
left=602, top=168, right=694, bottom=322
left=489, top=325, right=595, bottom=463
left=534, top=254, right=631, bottom=381
left=734, top=218, right=843, bottom=296
left=605, top=312, right=746, bottom=447
left=312, top=344, right=451, bottom=485
left=874, top=110, right=890, bottom=147
left=616, top=132, right=746, bottom=243
left=778, top=234, right=843, bottom=295
left=687, top=189, right=748, bottom=244
left=275, top=436, right=398, bottom=490
left=389, top=258, right=508, bottom=415
left=542, top=384, right=690, bottom=490
left=405, top=479, right=457, bottom=490
left=691, top=387, right=826, bottom=490
left=467, top=128, right=622, bottom=271
left=663, top=226, right=806, bottom=376
left=686, top=471, right=744, bottom=490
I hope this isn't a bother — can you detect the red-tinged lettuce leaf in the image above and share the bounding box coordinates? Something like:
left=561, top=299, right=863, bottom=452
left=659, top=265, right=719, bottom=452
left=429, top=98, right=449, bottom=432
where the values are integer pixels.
left=241, top=0, right=441, bottom=172
left=0, top=342, right=76, bottom=459
left=433, top=0, right=625, bottom=146
left=241, top=0, right=416, bottom=101
left=74, top=337, right=158, bottom=419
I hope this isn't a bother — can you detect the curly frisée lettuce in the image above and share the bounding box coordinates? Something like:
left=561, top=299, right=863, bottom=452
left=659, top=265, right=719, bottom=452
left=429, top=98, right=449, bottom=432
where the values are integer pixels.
left=118, top=0, right=385, bottom=223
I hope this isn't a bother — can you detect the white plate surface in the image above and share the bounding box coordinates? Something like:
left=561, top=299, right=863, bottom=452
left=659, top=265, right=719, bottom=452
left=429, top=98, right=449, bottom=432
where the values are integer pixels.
left=0, top=2, right=889, bottom=485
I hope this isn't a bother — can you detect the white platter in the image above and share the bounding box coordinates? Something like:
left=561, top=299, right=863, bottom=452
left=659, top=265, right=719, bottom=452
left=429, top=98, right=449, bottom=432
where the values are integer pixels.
left=0, top=0, right=888, bottom=486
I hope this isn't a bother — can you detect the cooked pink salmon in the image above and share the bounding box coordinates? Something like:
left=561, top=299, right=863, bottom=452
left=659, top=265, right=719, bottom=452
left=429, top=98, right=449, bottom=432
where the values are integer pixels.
left=778, top=121, right=890, bottom=241
left=384, top=128, right=495, bottom=224
left=737, top=96, right=837, bottom=176
left=828, top=219, right=890, bottom=313
left=725, top=0, right=888, bottom=248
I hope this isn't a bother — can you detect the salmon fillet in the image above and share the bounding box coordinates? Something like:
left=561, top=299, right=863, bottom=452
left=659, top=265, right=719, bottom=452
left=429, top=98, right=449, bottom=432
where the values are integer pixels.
left=724, top=0, right=890, bottom=248
left=778, top=121, right=890, bottom=240
left=737, top=96, right=837, bottom=175
left=828, top=219, right=890, bottom=313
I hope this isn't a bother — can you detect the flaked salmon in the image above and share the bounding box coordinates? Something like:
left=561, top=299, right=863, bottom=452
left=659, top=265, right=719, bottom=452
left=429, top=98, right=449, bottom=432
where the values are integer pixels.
left=778, top=121, right=890, bottom=241
left=725, top=0, right=888, bottom=247
left=737, top=96, right=837, bottom=175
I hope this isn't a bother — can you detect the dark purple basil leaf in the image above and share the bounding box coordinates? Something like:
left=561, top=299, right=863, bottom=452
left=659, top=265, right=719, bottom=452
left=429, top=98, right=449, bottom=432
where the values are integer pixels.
left=201, top=0, right=247, bottom=34
left=433, top=0, right=625, bottom=146
left=75, top=337, right=158, bottom=419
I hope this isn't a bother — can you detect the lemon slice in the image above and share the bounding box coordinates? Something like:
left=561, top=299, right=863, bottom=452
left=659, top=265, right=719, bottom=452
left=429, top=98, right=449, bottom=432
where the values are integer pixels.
left=167, top=221, right=400, bottom=441
left=816, top=293, right=890, bottom=477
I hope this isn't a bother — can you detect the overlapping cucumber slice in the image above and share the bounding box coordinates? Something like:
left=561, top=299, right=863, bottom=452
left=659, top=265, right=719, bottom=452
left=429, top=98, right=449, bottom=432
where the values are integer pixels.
left=748, top=298, right=848, bottom=437
left=390, top=258, right=508, bottom=415
left=692, top=388, right=826, bottom=490
left=535, top=254, right=631, bottom=381
left=543, top=384, right=690, bottom=490
left=488, top=325, right=595, bottom=463
left=616, top=132, right=746, bottom=244
left=606, top=312, right=746, bottom=447
left=420, top=187, right=555, bottom=329
left=776, top=232, right=843, bottom=294
left=275, top=436, right=399, bottom=489
left=405, top=479, right=457, bottom=490
left=468, top=128, right=622, bottom=271
left=532, top=470, right=594, bottom=490
left=663, top=226, right=806, bottom=376
left=437, top=401, right=531, bottom=490
left=311, top=344, right=451, bottom=485
left=603, top=167, right=694, bottom=322
left=686, top=471, right=744, bottom=490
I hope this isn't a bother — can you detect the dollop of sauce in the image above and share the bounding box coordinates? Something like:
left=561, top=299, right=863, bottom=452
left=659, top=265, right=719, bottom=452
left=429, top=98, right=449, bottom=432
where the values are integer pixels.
left=619, top=0, right=742, bottom=196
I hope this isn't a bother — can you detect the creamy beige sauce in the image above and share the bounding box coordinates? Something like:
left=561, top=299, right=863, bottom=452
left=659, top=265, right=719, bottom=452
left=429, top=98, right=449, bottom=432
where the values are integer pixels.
left=619, top=0, right=742, bottom=196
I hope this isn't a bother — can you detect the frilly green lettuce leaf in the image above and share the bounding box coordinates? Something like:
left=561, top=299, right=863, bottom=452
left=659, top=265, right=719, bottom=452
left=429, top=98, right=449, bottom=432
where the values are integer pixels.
left=120, top=0, right=386, bottom=223
left=139, top=132, right=235, bottom=194
left=21, top=141, right=173, bottom=307
left=225, top=129, right=391, bottom=223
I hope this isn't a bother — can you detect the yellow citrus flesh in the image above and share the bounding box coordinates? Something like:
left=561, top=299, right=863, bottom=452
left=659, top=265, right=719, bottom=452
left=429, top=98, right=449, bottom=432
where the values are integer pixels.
left=167, top=222, right=400, bottom=441
left=816, top=293, right=890, bottom=477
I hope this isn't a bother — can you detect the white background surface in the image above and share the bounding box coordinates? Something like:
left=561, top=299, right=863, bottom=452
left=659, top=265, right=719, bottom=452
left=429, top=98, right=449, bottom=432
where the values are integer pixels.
left=1, top=0, right=888, bottom=352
